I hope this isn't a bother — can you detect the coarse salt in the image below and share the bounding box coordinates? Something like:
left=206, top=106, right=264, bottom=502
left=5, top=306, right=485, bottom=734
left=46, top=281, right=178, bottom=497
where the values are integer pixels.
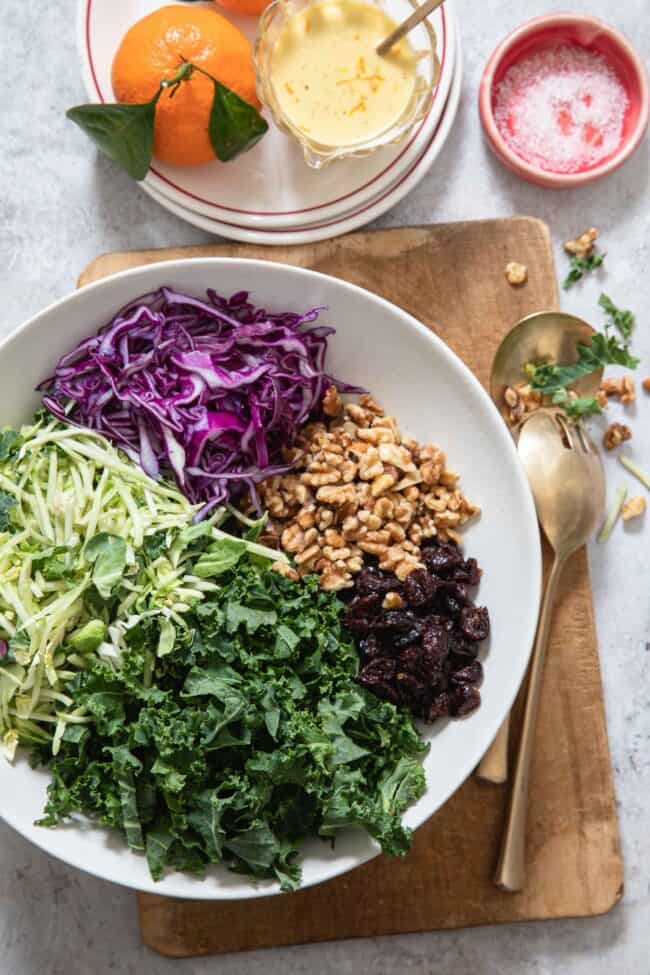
left=494, top=45, right=629, bottom=173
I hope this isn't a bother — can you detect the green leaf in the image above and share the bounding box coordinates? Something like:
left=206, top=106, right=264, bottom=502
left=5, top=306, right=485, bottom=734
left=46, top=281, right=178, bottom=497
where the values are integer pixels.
left=530, top=333, right=639, bottom=395
left=0, top=491, right=16, bottom=533
left=599, top=293, right=635, bottom=344
left=243, top=512, right=268, bottom=542
left=274, top=623, right=300, bottom=659
left=150, top=757, right=186, bottom=794
left=146, top=823, right=175, bottom=881
left=262, top=686, right=281, bottom=739
left=186, top=790, right=226, bottom=860
left=69, top=619, right=107, bottom=654
left=157, top=618, right=176, bottom=658
left=224, top=822, right=279, bottom=870
left=143, top=531, right=167, bottom=561
left=83, top=532, right=128, bottom=598
left=67, top=100, right=156, bottom=180
left=208, top=80, right=268, bottom=162
left=0, top=429, right=19, bottom=462
left=225, top=602, right=277, bottom=634
left=550, top=388, right=603, bottom=420
left=106, top=748, right=145, bottom=851
left=182, top=664, right=242, bottom=699
left=193, top=538, right=246, bottom=577
left=378, top=757, right=426, bottom=816
left=562, top=251, right=605, bottom=289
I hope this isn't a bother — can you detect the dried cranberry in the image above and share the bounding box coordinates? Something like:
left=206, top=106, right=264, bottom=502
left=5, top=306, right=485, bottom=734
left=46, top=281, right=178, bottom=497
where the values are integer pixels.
left=441, top=595, right=463, bottom=620
left=392, top=621, right=425, bottom=650
left=359, top=634, right=381, bottom=661
left=449, top=648, right=479, bottom=672
left=421, top=624, right=449, bottom=681
left=404, top=568, right=437, bottom=608
left=355, top=566, right=396, bottom=597
left=422, top=542, right=464, bottom=577
left=449, top=682, right=481, bottom=716
left=459, top=606, right=490, bottom=641
left=347, top=593, right=380, bottom=617
left=439, top=580, right=469, bottom=604
left=427, top=692, right=451, bottom=721
left=395, top=672, right=426, bottom=704
left=359, top=657, right=396, bottom=684
left=452, top=558, right=481, bottom=586
left=429, top=614, right=455, bottom=632
left=372, top=609, right=419, bottom=632
left=398, top=646, right=422, bottom=673
left=367, top=681, right=400, bottom=705
left=452, top=660, right=483, bottom=687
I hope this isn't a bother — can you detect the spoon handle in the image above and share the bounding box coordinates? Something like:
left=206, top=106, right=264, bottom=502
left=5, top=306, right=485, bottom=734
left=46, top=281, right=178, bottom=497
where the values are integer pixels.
left=476, top=717, right=510, bottom=784
left=376, top=0, right=445, bottom=57
left=494, top=552, right=567, bottom=892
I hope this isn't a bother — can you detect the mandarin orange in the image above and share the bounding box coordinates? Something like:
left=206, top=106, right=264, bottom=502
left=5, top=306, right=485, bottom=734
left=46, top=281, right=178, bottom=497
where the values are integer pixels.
left=214, top=0, right=270, bottom=17
left=111, top=5, right=260, bottom=166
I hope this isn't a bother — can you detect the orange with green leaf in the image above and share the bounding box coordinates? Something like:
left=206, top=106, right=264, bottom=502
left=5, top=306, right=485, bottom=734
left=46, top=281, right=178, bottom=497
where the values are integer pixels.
left=67, top=4, right=268, bottom=178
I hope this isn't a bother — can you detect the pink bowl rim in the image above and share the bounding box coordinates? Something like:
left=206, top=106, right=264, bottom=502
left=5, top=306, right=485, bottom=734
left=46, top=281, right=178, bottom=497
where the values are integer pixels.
left=478, top=12, right=650, bottom=188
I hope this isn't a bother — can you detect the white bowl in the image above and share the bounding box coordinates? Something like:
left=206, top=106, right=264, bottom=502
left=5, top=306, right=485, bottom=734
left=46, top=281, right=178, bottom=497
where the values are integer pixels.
left=0, top=260, right=541, bottom=899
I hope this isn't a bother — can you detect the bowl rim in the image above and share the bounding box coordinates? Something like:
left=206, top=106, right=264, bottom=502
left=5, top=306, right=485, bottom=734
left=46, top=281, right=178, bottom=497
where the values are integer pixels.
left=0, top=257, right=542, bottom=898
left=478, top=12, right=650, bottom=189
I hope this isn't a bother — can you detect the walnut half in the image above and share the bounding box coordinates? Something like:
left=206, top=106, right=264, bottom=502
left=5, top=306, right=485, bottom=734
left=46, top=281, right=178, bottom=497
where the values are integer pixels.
left=564, top=228, right=598, bottom=258
left=622, top=496, right=646, bottom=522
left=603, top=422, right=632, bottom=451
left=505, top=262, right=528, bottom=286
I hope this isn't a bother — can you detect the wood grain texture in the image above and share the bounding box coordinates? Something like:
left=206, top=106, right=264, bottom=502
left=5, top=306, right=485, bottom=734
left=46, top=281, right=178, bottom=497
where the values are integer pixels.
left=78, top=219, right=623, bottom=958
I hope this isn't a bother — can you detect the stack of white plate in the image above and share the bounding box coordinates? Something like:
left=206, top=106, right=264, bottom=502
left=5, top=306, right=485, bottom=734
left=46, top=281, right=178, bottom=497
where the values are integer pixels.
left=78, top=0, right=462, bottom=245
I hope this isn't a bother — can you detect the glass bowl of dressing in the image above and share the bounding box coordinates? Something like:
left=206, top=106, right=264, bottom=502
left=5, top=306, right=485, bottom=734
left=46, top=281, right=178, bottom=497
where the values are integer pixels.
left=255, top=0, right=440, bottom=168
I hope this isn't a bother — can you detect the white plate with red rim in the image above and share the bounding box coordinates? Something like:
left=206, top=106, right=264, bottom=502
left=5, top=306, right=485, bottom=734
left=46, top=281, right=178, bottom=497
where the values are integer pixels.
left=77, top=0, right=457, bottom=232
left=0, top=258, right=541, bottom=899
left=141, top=32, right=461, bottom=243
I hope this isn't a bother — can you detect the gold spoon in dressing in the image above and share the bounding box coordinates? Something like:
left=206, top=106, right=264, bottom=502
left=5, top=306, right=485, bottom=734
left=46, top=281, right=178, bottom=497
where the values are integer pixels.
left=376, top=0, right=445, bottom=56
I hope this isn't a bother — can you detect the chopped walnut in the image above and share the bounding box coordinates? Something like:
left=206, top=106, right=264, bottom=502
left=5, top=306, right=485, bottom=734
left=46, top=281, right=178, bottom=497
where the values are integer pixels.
left=600, top=375, right=636, bottom=405
left=271, top=561, right=299, bottom=581
left=505, top=262, right=528, bottom=286
left=322, top=385, right=343, bottom=417
left=564, top=228, right=598, bottom=258
left=382, top=591, right=405, bottom=610
left=622, top=496, right=646, bottom=522
left=643, top=378, right=650, bottom=394
left=603, top=422, right=632, bottom=451
left=256, top=395, right=478, bottom=590
left=503, top=383, right=543, bottom=425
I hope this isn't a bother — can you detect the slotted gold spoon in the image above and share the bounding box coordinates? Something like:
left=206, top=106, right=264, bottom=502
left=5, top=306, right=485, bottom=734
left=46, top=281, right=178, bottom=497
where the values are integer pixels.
left=493, top=408, right=606, bottom=890
left=476, top=310, right=603, bottom=786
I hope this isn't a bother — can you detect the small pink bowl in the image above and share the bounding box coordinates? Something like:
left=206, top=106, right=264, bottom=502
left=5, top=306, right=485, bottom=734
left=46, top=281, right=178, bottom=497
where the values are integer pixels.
left=479, top=13, right=649, bottom=188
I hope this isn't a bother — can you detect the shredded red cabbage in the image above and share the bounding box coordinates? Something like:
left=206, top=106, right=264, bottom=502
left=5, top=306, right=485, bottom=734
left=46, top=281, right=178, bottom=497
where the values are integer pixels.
left=40, top=287, right=361, bottom=514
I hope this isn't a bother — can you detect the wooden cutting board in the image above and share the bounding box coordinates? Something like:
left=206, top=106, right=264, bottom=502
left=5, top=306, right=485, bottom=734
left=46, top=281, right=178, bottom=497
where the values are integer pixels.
left=78, top=218, right=623, bottom=958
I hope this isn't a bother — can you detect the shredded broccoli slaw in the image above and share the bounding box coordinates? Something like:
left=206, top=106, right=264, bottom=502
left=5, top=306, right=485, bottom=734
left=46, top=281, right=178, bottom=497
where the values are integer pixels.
left=0, top=418, right=283, bottom=762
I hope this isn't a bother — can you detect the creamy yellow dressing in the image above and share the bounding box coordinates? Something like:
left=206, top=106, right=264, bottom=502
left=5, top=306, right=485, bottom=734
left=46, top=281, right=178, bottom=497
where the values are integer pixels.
left=270, top=0, right=417, bottom=148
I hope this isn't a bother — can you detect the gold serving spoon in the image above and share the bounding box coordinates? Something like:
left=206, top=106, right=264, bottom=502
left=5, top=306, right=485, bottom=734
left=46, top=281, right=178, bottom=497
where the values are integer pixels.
left=494, top=409, right=606, bottom=891
left=476, top=311, right=603, bottom=785
left=376, top=0, right=445, bottom=56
